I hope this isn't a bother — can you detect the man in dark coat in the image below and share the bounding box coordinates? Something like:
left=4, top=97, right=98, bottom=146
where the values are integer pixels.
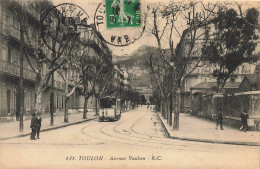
left=240, top=110, right=249, bottom=132
left=30, top=113, right=37, bottom=140
left=216, top=110, right=224, bottom=130
left=36, top=113, right=42, bottom=139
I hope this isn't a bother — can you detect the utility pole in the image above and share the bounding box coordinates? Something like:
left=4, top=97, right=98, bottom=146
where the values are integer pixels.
left=50, top=72, right=54, bottom=125
left=64, top=67, right=68, bottom=123
left=19, top=4, right=24, bottom=132
left=169, top=69, right=173, bottom=126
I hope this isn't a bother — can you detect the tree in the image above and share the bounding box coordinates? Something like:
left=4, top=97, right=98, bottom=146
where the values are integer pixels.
left=40, top=3, right=90, bottom=124
left=92, top=62, right=114, bottom=115
left=58, top=39, right=83, bottom=122
left=202, top=8, right=259, bottom=92
left=145, top=51, right=172, bottom=121
left=7, top=0, right=70, bottom=126
left=146, top=1, right=216, bottom=129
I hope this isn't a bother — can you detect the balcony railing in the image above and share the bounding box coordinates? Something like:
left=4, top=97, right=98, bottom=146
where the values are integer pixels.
left=0, top=60, right=66, bottom=90
left=2, top=25, right=20, bottom=40
left=0, top=59, right=36, bottom=81
left=25, top=4, right=40, bottom=21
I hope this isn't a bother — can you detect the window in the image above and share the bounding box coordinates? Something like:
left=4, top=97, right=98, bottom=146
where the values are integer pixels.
left=56, top=96, right=59, bottom=109
left=13, top=90, right=16, bottom=113
left=13, top=18, right=20, bottom=30
left=6, top=89, right=11, bottom=114
left=27, top=92, right=31, bottom=111
left=61, top=97, right=64, bottom=109
left=2, top=43, right=8, bottom=61
left=7, top=44, right=12, bottom=63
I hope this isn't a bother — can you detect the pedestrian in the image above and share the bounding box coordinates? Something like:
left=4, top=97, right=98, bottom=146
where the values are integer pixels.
left=30, top=113, right=37, bottom=140
left=36, top=112, right=42, bottom=139
left=240, top=110, right=249, bottom=132
left=216, top=110, right=224, bottom=130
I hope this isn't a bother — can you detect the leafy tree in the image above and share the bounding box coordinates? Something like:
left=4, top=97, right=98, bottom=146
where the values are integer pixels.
left=202, top=8, right=259, bottom=92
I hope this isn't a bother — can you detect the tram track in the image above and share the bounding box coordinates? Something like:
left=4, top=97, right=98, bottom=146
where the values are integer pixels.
left=80, top=109, right=231, bottom=152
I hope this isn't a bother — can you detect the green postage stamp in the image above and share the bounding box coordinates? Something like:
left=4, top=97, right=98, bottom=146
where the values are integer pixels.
left=105, top=0, right=141, bottom=28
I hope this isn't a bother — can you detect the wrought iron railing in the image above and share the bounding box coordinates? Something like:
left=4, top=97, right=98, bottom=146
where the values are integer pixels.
left=0, top=59, right=36, bottom=81
left=2, top=25, right=20, bottom=40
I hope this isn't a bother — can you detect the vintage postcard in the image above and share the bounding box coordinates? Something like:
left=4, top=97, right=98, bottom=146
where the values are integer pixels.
left=0, top=0, right=259, bottom=169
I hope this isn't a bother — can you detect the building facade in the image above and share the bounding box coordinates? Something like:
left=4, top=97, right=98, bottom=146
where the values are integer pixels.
left=0, top=0, right=113, bottom=120
left=180, top=23, right=259, bottom=112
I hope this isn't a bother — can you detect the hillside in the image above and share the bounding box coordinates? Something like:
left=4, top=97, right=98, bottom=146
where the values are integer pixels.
left=115, top=46, right=161, bottom=87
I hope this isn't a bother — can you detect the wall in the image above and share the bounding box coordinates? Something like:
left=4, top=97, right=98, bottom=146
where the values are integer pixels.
left=197, top=93, right=260, bottom=129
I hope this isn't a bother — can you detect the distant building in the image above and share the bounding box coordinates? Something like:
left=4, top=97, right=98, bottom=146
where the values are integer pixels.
left=239, top=74, right=260, bottom=92
left=134, top=86, right=152, bottom=104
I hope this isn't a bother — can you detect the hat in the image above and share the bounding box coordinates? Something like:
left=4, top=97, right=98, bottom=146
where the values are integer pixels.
left=32, top=113, right=36, bottom=117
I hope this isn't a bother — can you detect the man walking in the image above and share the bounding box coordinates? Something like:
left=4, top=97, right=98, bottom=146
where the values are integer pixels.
left=36, top=113, right=42, bottom=139
left=216, top=110, right=224, bottom=130
left=30, top=113, right=37, bottom=140
left=240, top=110, right=249, bottom=132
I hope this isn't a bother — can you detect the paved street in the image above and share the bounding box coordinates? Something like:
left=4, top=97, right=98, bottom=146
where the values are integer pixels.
left=0, top=107, right=259, bottom=169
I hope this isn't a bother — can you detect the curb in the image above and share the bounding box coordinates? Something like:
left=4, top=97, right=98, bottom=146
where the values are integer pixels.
left=157, top=112, right=260, bottom=147
left=169, top=136, right=260, bottom=146
left=0, top=117, right=98, bottom=141
left=156, top=112, right=170, bottom=138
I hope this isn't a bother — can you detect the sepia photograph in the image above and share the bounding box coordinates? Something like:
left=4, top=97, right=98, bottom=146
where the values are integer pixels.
left=0, top=0, right=259, bottom=168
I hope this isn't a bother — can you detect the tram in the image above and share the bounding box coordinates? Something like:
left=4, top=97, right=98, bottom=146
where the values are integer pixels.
left=99, top=96, right=121, bottom=122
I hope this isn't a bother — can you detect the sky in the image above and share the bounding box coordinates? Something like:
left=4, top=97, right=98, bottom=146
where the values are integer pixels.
left=52, top=0, right=160, bottom=57
left=52, top=0, right=259, bottom=57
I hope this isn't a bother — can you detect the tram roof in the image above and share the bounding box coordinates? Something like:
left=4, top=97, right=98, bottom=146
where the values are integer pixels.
left=100, top=96, right=118, bottom=99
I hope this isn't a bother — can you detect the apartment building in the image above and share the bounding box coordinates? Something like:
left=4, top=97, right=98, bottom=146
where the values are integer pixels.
left=0, top=0, right=44, bottom=118
left=0, top=0, right=113, bottom=119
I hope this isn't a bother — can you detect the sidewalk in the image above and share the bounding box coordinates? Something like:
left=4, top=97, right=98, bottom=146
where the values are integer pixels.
left=0, top=111, right=98, bottom=140
left=158, top=113, right=260, bottom=146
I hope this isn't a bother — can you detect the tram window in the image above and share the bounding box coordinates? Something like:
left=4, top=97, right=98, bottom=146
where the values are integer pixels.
left=100, top=99, right=116, bottom=108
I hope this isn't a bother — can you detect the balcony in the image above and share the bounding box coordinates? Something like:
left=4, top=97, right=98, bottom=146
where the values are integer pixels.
left=0, top=59, right=36, bottom=81
left=25, top=4, right=40, bottom=21
left=2, top=25, right=20, bottom=40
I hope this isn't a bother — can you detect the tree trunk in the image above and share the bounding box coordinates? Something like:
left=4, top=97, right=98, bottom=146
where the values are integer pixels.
left=64, top=97, right=69, bottom=122
left=34, top=71, right=43, bottom=115
left=35, top=84, right=43, bottom=115
left=162, top=102, right=165, bottom=118
left=173, top=87, right=180, bottom=130
left=50, top=73, right=54, bottom=125
left=165, top=101, right=169, bottom=123
left=169, top=91, right=173, bottom=126
left=95, top=96, right=98, bottom=116
left=83, top=96, right=88, bottom=119
left=160, top=101, right=163, bottom=117
left=16, top=88, right=20, bottom=121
